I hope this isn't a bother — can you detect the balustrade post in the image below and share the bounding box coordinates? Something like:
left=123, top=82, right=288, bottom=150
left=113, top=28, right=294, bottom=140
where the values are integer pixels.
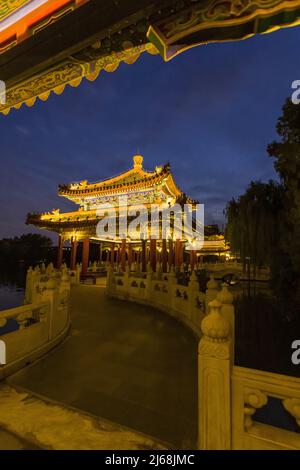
left=24, top=266, right=33, bottom=304
left=38, top=273, right=59, bottom=341
left=106, top=265, right=116, bottom=295
left=198, top=299, right=232, bottom=450
left=31, top=267, right=42, bottom=304
left=75, top=263, right=81, bottom=284
left=205, top=275, right=219, bottom=312
left=217, top=283, right=235, bottom=360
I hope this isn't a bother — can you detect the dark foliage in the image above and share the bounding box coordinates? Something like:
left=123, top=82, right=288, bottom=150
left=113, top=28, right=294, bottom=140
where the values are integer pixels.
left=0, top=234, right=54, bottom=265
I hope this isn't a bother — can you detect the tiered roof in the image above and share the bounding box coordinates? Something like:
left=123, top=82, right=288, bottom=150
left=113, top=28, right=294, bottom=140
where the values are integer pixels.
left=58, top=155, right=196, bottom=206
left=27, top=154, right=228, bottom=252
left=27, top=155, right=198, bottom=236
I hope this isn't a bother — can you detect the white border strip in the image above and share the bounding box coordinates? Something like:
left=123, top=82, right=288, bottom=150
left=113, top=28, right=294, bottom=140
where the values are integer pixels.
left=0, top=0, right=50, bottom=33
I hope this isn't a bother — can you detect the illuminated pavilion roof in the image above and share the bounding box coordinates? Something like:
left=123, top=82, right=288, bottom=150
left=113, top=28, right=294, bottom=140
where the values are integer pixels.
left=1, top=1, right=300, bottom=115
left=26, top=154, right=230, bottom=253
left=26, top=155, right=199, bottom=240
left=58, top=155, right=196, bottom=206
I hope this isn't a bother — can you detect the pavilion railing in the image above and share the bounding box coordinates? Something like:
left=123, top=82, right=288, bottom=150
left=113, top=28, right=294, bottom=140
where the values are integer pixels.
left=107, top=265, right=209, bottom=336
left=0, top=264, right=71, bottom=379
left=106, top=265, right=300, bottom=450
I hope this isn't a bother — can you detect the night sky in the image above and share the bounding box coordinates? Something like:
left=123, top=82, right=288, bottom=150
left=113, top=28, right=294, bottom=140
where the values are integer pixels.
left=1, top=26, right=299, bottom=243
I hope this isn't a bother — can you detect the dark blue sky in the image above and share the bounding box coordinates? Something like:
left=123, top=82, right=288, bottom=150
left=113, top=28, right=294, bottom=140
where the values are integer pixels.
left=1, top=26, right=299, bottom=241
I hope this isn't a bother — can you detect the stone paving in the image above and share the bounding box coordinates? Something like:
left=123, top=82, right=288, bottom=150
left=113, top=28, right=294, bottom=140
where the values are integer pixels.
left=0, top=384, right=165, bottom=450
left=8, top=284, right=198, bottom=448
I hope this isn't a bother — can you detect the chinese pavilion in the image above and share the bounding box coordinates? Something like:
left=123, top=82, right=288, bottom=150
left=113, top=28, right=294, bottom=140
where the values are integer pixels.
left=27, top=155, right=228, bottom=274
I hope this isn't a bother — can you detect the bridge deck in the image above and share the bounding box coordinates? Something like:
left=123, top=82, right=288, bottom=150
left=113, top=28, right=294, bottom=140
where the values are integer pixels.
left=9, top=284, right=198, bottom=448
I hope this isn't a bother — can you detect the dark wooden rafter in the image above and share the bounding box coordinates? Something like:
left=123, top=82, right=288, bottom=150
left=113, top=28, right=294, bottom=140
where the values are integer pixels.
left=1, top=0, right=300, bottom=114
left=0, top=0, right=172, bottom=88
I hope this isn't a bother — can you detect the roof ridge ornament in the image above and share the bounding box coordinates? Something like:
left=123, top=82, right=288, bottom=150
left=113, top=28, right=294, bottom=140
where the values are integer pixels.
left=133, top=154, right=143, bottom=170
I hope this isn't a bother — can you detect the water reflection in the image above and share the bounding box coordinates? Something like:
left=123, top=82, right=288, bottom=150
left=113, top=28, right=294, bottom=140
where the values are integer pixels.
left=0, top=264, right=25, bottom=310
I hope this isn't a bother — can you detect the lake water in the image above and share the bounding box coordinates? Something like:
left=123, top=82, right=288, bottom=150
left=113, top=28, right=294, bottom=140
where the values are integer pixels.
left=0, top=266, right=25, bottom=311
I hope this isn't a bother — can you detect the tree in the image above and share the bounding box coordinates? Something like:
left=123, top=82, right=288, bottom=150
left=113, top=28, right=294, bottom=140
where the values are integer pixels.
left=226, top=98, right=300, bottom=313
left=0, top=234, right=53, bottom=264
left=225, top=181, right=284, bottom=294
left=268, top=98, right=300, bottom=268
left=267, top=98, right=300, bottom=315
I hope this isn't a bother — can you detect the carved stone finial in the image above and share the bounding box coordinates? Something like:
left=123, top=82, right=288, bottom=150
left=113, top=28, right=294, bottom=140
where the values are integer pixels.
left=207, top=274, right=218, bottom=290
left=217, top=283, right=233, bottom=305
left=46, top=263, right=54, bottom=275
left=46, top=275, right=56, bottom=290
left=201, top=299, right=230, bottom=341
left=61, top=271, right=69, bottom=283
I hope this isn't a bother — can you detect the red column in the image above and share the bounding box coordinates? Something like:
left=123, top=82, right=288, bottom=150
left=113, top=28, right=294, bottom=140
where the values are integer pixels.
left=110, top=242, right=115, bottom=266
left=120, top=239, right=126, bottom=272
left=190, top=250, right=196, bottom=271
left=141, top=240, right=146, bottom=272
left=180, top=242, right=184, bottom=266
left=175, top=240, right=183, bottom=269
left=150, top=238, right=157, bottom=272
left=82, top=238, right=90, bottom=275
left=162, top=239, right=168, bottom=273
left=57, top=235, right=64, bottom=269
left=180, top=241, right=184, bottom=266
left=168, top=240, right=174, bottom=268
left=128, top=243, right=133, bottom=267
left=70, top=239, right=78, bottom=270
